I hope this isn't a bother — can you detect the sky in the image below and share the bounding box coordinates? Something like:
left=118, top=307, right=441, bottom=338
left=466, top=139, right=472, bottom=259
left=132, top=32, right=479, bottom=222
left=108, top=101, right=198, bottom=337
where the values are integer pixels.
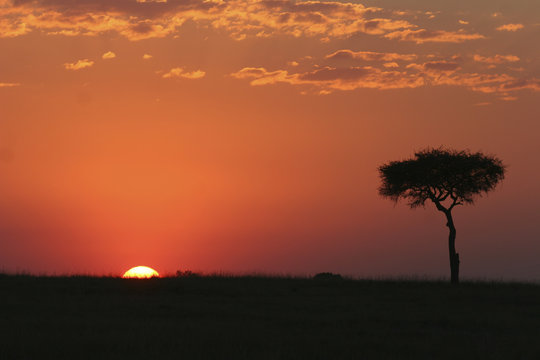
left=0, top=0, right=539, bottom=280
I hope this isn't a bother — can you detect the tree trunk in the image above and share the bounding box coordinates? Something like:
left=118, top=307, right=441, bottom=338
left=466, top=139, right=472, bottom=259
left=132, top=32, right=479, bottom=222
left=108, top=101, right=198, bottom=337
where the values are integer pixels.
left=445, top=210, right=460, bottom=284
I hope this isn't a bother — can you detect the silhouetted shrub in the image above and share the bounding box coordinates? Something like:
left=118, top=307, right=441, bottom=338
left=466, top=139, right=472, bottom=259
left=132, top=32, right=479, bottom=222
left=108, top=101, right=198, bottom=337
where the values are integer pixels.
left=313, top=272, right=343, bottom=281
left=175, top=270, right=201, bottom=278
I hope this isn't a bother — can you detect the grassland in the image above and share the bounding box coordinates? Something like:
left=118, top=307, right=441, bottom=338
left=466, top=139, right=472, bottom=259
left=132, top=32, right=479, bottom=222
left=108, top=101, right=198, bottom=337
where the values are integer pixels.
left=1, top=274, right=540, bottom=359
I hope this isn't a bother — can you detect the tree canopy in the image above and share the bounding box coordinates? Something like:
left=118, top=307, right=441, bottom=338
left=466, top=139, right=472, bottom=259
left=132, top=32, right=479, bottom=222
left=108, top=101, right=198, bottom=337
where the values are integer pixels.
left=378, top=148, right=506, bottom=210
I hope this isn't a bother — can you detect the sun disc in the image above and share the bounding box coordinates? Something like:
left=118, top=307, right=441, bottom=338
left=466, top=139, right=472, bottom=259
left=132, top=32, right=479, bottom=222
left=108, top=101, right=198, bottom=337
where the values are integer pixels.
left=123, top=266, right=160, bottom=279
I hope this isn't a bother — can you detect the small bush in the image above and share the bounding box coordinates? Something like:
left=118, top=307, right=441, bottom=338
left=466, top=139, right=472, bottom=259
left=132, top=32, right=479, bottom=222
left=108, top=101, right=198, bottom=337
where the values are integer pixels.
left=175, top=270, right=201, bottom=278
left=313, top=272, right=343, bottom=281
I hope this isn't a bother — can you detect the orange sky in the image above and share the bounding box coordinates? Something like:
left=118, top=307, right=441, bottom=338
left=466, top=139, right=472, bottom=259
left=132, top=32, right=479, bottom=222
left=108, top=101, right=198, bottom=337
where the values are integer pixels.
left=0, top=0, right=539, bottom=279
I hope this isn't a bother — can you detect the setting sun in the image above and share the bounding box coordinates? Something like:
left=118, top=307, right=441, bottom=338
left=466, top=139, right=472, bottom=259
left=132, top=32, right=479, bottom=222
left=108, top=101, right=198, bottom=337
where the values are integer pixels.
left=122, top=266, right=160, bottom=279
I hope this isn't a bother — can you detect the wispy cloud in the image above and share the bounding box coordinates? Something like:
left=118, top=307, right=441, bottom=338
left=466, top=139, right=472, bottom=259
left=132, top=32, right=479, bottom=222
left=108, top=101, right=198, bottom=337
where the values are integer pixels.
left=384, top=29, right=485, bottom=43
left=162, top=67, right=206, bottom=79
left=422, top=61, right=460, bottom=72
left=0, top=18, right=30, bottom=38
left=473, top=54, right=520, bottom=64
left=231, top=66, right=425, bottom=92
left=64, top=59, right=94, bottom=70
left=424, top=11, right=439, bottom=19
left=102, top=51, right=116, bottom=60
left=0, top=0, right=485, bottom=43
left=231, top=50, right=540, bottom=99
left=499, top=79, right=540, bottom=92
left=326, top=50, right=417, bottom=62
left=496, top=23, right=524, bottom=32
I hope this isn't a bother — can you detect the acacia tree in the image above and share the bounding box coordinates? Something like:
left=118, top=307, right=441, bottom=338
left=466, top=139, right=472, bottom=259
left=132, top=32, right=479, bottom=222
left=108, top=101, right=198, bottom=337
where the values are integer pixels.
left=378, top=148, right=505, bottom=284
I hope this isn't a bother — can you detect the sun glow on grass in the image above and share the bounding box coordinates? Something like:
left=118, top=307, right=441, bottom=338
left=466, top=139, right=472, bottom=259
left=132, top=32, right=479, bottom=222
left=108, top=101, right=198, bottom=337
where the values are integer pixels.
left=122, top=266, right=160, bottom=279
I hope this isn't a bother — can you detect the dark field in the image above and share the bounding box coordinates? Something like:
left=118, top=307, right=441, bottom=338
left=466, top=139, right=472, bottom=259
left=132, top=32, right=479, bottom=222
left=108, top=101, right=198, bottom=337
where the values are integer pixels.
left=1, top=275, right=540, bottom=359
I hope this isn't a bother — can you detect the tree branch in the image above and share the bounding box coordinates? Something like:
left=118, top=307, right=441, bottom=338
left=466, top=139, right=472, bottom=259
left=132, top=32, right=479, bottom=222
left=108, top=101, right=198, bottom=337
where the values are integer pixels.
left=449, top=199, right=462, bottom=211
left=432, top=198, right=448, bottom=213
left=438, top=191, right=450, bottom=202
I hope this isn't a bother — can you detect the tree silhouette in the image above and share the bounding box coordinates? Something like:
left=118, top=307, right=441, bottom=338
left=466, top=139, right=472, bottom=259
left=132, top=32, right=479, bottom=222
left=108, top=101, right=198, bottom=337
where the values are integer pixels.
left=378, top=148, right=506, bottom=284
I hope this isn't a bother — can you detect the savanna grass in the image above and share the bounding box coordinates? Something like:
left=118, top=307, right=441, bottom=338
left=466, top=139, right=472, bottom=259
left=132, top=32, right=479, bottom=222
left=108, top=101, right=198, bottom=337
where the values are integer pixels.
left=1, top=274, right=539, bottom=359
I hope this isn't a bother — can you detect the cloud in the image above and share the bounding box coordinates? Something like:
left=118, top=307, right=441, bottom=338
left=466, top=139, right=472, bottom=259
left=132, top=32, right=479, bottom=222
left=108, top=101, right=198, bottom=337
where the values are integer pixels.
left=0, top=0, right=487, bottom=43
left=429, top=73, right=514, bottom=90
left=2, top=0, right=208, bottom=40
left=424, top=11, right=438, bottom=19
left=162, top=67, right=206, bottom=79
left=63, top=59, right=94, bottom=70
left=208, top=0, right=413, bottom=40
left=496, top=23, right=524, bottom=32
left=231, top=65, right=425, bottom=92
left=405, top=63, right=423, bottom=71
left=142, top=54, right=153, bottom=59
left=0, top=82, right=21, bottom=87
left=423, top=61, right=460, bottom=72
left=458, top=20, right=469, bottom=25
left=231, top=53, right=540, bottom=98
left=428, top=73, right=539, bottom=98
left=230, top=67, right=290, bottom=86
left=384, top=29, right=485, bottom=43
left=102, top=51, right=116, bottom=59
left=325, top=49, right=417, bottom=62
left=500, top=79, right=540, bottom=92
left=0, top=17, right=30, bottom=37
left=10, top=0, right=220, bottom=18
left=119, top=20, right=178, bottom=40
left=473, top=54, right=520, bottom=64
left=298, top=66, right=372, bottom=82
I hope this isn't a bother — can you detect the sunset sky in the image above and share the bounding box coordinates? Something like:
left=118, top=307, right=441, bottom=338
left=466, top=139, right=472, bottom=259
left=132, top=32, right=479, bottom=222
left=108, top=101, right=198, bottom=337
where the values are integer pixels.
left=0, top=0, right=539, bottom=279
